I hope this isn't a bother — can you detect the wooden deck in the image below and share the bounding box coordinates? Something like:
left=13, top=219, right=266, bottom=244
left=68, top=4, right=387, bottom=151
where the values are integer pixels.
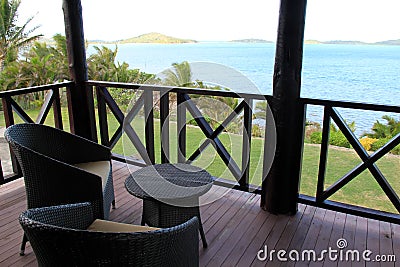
left=0, top=161, right=399, bottom=266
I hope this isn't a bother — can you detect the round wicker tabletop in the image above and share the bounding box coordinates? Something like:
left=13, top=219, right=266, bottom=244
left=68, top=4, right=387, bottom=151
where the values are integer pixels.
left=125, top=163, right=213, bottom=206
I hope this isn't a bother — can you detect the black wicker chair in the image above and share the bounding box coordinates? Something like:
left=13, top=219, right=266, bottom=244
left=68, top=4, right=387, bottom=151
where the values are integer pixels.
left=19, top=202, right=199, bottom=267
left=4, top=123, right=115, bottom=255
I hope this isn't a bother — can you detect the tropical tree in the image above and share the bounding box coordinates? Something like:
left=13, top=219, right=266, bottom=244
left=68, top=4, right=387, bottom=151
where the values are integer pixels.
left=0, top=35, right=70, bottom=90
left=87, top=45, right=155, bottom=108
left=0, top=0, right=42, bottom=70
left=161, top=61, right=197, bottom=87
left=87, top=45, right=154, bottom=84
left=365, top=115, right=400, bottom=139
left=87, top=46, right=118, bottom=81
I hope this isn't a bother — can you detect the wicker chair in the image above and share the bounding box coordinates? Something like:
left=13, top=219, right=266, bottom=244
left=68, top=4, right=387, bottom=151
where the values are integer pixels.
left=19, top=202, right=199, bottom=267
left=4, top=123, right=115, bottom=255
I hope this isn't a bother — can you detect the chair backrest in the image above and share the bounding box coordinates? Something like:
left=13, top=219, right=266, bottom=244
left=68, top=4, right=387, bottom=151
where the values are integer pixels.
left=20, top=203, right=199, bottom=267
left=4, top=123, right=106, bottom=218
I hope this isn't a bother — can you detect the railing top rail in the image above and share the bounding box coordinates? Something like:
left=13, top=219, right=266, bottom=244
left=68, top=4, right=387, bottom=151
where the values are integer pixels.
left=2, top=80, right=399, bottom=113
left=86, top=80, right=272, bottom=101
left=0, top=81, right=73, bottom=98
left=301, top=97, right=400, bottom=113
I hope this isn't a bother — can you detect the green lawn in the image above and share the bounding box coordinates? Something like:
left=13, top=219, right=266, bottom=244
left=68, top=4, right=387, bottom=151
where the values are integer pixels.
left=1, top=108, right=399, bottom=213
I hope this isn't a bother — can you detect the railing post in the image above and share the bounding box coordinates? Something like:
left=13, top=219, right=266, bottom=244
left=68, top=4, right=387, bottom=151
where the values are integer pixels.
left=177, top=92, right=186, bottom=163
left=144, top=89, right=155, bottom=164
left=52, top=87, right=63, bottom=130
left=1, top=97, right=21, bottom=176
left=262, top=0, right=307, bottom=215
left=96, top=86, right=110, bottom=147
left=62, top=0, right=97, bottom=141
left=240, top=98, right=253, bottom=190
left=316, top=106, right=332, bottom=201
left=160, top=90, right=170, bottom=163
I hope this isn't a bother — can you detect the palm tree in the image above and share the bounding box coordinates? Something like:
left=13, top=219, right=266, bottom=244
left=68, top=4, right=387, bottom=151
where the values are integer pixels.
left=87, top=46, right=118, bottom=81
left=366, top=115, right=400, bottom=139
left=162, top=61, right=195, bottom=87
left=0, top=0, right=42, bottom=70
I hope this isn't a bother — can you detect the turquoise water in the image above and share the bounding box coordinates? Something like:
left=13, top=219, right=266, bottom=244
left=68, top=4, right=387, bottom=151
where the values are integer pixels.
left=87, top=42, right=400, bottom=136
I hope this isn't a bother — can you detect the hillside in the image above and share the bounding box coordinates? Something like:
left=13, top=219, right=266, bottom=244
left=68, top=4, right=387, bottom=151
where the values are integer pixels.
left=375, top=39, right=400, bottom=45
left=304, top=40, right=322, bottom=44
left=117, top=33, right=197, bottom=44
left=323, top=40, right=368, bottom=45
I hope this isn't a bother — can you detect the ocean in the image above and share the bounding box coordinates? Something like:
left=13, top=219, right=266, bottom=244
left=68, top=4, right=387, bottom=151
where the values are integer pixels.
left=87, top=42, right=400, bottom=136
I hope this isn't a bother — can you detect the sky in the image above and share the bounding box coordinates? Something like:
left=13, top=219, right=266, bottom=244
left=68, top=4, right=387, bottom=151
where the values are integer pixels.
left=18, top=0, right=400, bottom=43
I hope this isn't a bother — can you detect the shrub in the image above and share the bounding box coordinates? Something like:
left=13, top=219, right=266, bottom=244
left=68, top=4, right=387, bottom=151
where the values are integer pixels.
left=187, top=116, right=212, bottom=126
left=251, top=124, right=263, bottom=137
left=370, top=137, right=400, bottom=155
left=359, top=137, right=378, bottom=151
left=310, top=132, right=322, bottom=144
left=330, top=131, right=351, bottom=148
left=304, top=121, right=321, bottom=143
left=370, top=138, right=390, bottom=151
left=309, top=131, right=351, bottom=148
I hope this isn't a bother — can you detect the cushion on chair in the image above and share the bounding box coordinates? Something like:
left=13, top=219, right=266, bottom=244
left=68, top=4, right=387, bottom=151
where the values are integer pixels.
left=74, top=161, right=110, bottom=189
left=87, top=219, right=159, bottom=233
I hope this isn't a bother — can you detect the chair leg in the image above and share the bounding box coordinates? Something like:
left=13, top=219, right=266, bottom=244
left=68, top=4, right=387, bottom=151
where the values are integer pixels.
left=112, top=199, right=116, bottom=209
left=20, top=234, right=28, bottom=256
left=199, top=223, right=208, bottom=248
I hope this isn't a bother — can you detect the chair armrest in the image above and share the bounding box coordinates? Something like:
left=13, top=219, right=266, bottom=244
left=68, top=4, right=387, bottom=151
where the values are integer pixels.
left=22, top=152, right=105, bottom=218
left=19, top=202, right=94, bottom=230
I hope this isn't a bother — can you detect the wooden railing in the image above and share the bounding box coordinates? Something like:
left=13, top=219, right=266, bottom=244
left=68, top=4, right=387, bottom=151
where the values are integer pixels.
left=0, top=82, right=72, bottom=183
left=299, top=98, right=400, bottom=223
left=89, top=81, right=269, bottom=193
left=0, top=81, right=399, bottom=224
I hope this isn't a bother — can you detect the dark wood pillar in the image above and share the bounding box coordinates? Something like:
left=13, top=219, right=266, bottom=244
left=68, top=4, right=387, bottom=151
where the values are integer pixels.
left=262, top=0, right=307, bottom=215
left=62, top=0, right=97, bottom=141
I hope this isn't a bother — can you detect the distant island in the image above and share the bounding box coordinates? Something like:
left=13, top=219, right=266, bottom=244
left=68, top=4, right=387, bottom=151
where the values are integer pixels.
left=305, top=39, right=400, bottom=46
left=116, top=33, right=196, bottom=44
left=230, top=38, right=273, bottom=43
left=85, top=33, right=400, bottom=46
left=375, top=39, right=400, bottom=45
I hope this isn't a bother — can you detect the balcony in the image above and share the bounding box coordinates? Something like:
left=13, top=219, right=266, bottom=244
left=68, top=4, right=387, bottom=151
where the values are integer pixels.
left=0, top=81, right=399, bottom=265
left=1, top=0, right=399, bottom=265
left=0, top=160, right=398, bottom=266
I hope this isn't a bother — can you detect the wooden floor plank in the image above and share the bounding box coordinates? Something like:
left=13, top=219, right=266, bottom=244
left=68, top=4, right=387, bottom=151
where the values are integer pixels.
left=339, top=214, right=357, bottom=267
left=221, top=202, right=274, bottom=266
left=366, top=219, right=381, bottom=267
left=259, top=204, right=306, bottom=267
left=204, top=194, right=259, bottom=266
left=199, top=191, right=253, bottom=265
left=308, top=209, right=337, bottom=267
left=353, top=216, right=368, bottom=267
left=293, top=207, right=327, bottom=267
left=379, top=220, right=395, bottom=267
left=0, top=161, right=399, bottom=267
left=235, top=210, right=280, bottom=266
left=391, top=224, right=400, bottom=267
left=321, top=210, right=346, bottom=267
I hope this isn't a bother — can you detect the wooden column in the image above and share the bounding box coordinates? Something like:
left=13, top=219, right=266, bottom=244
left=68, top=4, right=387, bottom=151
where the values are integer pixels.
left=262, top=0, right=307, bottom=215
left=62, top=0, right=97, bottom=141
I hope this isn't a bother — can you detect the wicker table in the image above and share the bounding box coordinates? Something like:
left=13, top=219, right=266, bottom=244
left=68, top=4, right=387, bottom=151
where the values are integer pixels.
left=125, top=163, right=213, bottom=248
